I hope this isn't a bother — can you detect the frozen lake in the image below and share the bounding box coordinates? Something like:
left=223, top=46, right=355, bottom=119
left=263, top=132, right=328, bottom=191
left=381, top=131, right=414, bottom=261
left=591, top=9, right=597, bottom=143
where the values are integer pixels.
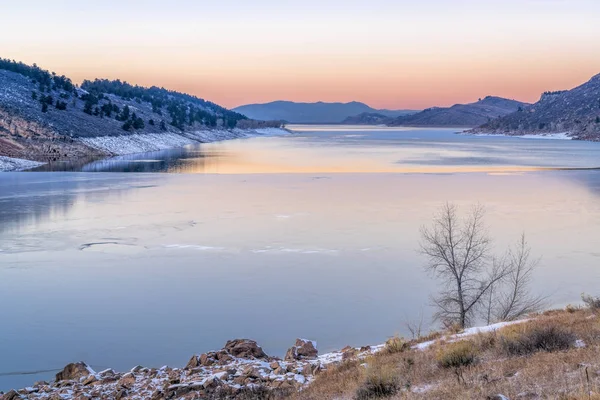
left=1, top=126, right=600, bottom=390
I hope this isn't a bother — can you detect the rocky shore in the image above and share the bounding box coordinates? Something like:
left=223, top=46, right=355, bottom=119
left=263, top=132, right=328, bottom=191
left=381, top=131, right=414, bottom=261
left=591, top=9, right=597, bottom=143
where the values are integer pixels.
left=0, top=338, right=380, bottom=400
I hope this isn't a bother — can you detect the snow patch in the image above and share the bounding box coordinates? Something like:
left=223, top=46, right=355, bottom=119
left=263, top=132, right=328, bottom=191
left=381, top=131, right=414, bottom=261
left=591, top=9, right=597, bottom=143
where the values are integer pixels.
left=78, top=128, right=289, bottom=156
left=415, top=319, right=530, bottom=350
left=0, top=156, right=45, bottom=172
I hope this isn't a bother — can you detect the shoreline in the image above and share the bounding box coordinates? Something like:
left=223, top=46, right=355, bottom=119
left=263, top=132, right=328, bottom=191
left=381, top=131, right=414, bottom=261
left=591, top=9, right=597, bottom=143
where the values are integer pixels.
left=0, top=319, right=530, bottom=399
left=0, top=128, right=289, bottom=172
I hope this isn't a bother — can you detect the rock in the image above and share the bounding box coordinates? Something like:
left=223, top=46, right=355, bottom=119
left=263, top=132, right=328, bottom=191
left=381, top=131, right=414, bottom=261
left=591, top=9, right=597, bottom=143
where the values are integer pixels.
left=203, top=376, right=222, bottom=389
left=488, top=396, right=510, bottom=400
left=1, top=390, right=21, bottom=400
left=359, top=345, right=372, bottom=352
left=216, top=351, right=233, bottom=364
left=82, top=375, right=97, bottom=386
left=55, top=362, right=93, bottom=382
left=116, top=374, right=135, bottom=390
left=241, top=366, right=260, bottom=379
left=301, top=364, right=313, bottom=376
left=270, top=361, right=280, bottom=370
left=115, top=389, right=127, bottom=400
left=150, top=389, right=165, bottom=400
left=232, top=376, right=246, bottom=385
left=285, top=339, right=318, bottom=361
left=200, top=353, right=214, bottom=366
left=223, top=339, right=268, bottom=359
left=130, top=365, right=144, bottom=373
left=185, top=355, right=199, bottom=369
left=33, top=381, right=49, bottom=387
left=342, top=347, right=358, bottom=361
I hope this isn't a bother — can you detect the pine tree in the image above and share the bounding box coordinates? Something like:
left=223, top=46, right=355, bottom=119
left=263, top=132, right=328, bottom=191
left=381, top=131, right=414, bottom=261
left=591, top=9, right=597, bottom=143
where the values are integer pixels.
left=122, top=120, right=133, bottom=131
left=83, top=101, right=93, bottom=115
left=41, top=102, right=48, bottom=113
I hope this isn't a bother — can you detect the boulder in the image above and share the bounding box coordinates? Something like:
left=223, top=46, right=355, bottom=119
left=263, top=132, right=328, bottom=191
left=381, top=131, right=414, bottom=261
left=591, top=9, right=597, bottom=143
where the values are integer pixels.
left=82, top=375, right=97, bottom=386
left=223, top=339, right=268, bottom=359
left=200, top=353, right=214, bottom=366
left=269, top=361, right=280, bottom=370
left=55, top=362, right=93, bottom=382
left=1, top=390, right=21, bottom=400
left=185, top=355, right=199, bottom=369
left=116, top=374, right=136, bottom=390
left=285, top=339, right=318, bottom=361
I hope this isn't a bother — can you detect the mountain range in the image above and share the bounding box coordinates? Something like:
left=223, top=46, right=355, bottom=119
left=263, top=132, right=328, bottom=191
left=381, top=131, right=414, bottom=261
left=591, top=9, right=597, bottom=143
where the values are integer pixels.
left=232, top=101, right=416, bottom=124
left=473, top=74, right=600, bottom=139
left=383, top=96, right=528, bottom=127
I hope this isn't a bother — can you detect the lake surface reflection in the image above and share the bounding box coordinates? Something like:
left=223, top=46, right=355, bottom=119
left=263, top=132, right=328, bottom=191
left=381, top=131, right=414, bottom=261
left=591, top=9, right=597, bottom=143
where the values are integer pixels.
left=1, top=126, right=600, bottom=390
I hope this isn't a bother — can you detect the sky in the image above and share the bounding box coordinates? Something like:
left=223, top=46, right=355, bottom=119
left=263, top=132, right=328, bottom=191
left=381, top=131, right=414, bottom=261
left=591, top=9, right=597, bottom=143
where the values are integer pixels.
left=2, top=0, right=600, bottom=110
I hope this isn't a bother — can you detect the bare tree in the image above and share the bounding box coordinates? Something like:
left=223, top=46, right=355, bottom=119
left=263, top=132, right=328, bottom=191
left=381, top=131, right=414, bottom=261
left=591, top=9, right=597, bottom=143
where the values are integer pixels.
left=419, top=203, right=509, bottom=328
left=491, top=234, right=545, bottom=321
left=404, top=309, right=425, bottom=340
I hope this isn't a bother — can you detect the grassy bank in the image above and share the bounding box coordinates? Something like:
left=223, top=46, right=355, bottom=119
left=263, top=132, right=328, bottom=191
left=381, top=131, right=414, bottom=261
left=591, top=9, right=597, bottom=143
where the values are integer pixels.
left=293, top=304, right=600, bottom=400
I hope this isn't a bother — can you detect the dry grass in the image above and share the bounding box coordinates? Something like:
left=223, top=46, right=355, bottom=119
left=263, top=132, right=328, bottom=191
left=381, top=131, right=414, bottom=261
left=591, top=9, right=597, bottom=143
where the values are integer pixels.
left=292, top=309, right=600, bottom=400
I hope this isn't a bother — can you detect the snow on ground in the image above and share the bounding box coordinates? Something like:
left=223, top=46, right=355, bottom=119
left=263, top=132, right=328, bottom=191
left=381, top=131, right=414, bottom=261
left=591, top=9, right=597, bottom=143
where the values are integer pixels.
left=0, top=156, right=45, bottom=172
left=415, top=319, right=529, bottom=350
left=78, top=128, right=289, bottom=156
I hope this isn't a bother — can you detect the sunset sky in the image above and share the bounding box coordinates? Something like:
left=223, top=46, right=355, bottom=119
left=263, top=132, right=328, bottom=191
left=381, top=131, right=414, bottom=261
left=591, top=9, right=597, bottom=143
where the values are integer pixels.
left=2, top=0, right=600, bottom=110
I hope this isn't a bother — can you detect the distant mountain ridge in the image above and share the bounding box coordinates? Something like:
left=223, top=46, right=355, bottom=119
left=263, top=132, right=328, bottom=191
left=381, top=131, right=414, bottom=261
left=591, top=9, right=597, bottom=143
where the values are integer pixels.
left=342, top=112, right=392, bottom=125
left=388, top=96, right=528, bottom=127
left=233, top=100, right=416, bottom=124
left=472, top=74, right=600, bottom=140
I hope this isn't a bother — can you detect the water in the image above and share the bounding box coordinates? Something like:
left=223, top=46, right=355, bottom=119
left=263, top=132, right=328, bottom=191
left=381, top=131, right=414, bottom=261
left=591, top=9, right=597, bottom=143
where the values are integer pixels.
left=1, top=126, right=600, bottom=390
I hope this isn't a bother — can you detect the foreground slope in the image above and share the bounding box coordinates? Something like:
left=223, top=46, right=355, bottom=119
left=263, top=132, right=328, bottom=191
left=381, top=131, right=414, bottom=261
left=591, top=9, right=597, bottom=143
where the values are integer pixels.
left=389, top=96, right=528, bottom=127
left=233, top=101, right=415, bottom=124
left=473, top=73, right=600, bottom=140
left=2, top=307, right=598, bottom=400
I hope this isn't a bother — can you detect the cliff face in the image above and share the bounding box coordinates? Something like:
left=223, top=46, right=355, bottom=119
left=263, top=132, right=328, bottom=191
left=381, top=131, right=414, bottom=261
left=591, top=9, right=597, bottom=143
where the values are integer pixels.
left=389, top=96, right=528, bottom=127
left=474, top=74, right=600, bottom=139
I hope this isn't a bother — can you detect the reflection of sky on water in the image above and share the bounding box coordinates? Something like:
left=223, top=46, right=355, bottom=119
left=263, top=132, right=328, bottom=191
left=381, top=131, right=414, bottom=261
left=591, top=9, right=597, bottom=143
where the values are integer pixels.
left=27, top=127, right=600, bottom=173
left=2, top=127, right=600, bottom=390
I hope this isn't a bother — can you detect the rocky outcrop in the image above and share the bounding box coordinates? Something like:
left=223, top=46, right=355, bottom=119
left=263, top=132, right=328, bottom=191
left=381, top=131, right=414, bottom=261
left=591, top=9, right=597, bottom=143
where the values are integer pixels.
left=285, top=338, right=318, bottom=361
left=1, top=338, right=383, bottom=400
left=54, top=362, right=93, bottom=382
left=224, top=339, right=268, bottom=359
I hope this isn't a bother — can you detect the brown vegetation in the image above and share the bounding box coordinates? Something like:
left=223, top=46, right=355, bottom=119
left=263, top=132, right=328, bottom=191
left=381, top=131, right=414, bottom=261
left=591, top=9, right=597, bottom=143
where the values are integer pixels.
left=292, top=307, right=600, bottom=400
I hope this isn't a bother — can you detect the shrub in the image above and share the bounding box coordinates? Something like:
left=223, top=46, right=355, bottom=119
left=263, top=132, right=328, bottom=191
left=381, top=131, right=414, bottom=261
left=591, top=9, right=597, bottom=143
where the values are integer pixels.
left=384, top=336, right=408, bottom=354
left=436, top=341, right=476, bottom=369
left=355, top=364, right=400, bottom=399
left=499, top=324, right=576, bottom=356
left=582, top=293, right=600, bottom=311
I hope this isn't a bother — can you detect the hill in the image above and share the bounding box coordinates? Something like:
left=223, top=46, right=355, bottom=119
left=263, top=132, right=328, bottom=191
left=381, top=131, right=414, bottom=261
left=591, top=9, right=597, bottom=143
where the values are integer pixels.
left=388, top=96, right=528, bottom=127
left=233, top=101, right=416, bottom=124
left=0, top=58, right=279, bottom=165
left=341, top=112, right=392, bottom=125
left=473, top=74, right=600, bottom=140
